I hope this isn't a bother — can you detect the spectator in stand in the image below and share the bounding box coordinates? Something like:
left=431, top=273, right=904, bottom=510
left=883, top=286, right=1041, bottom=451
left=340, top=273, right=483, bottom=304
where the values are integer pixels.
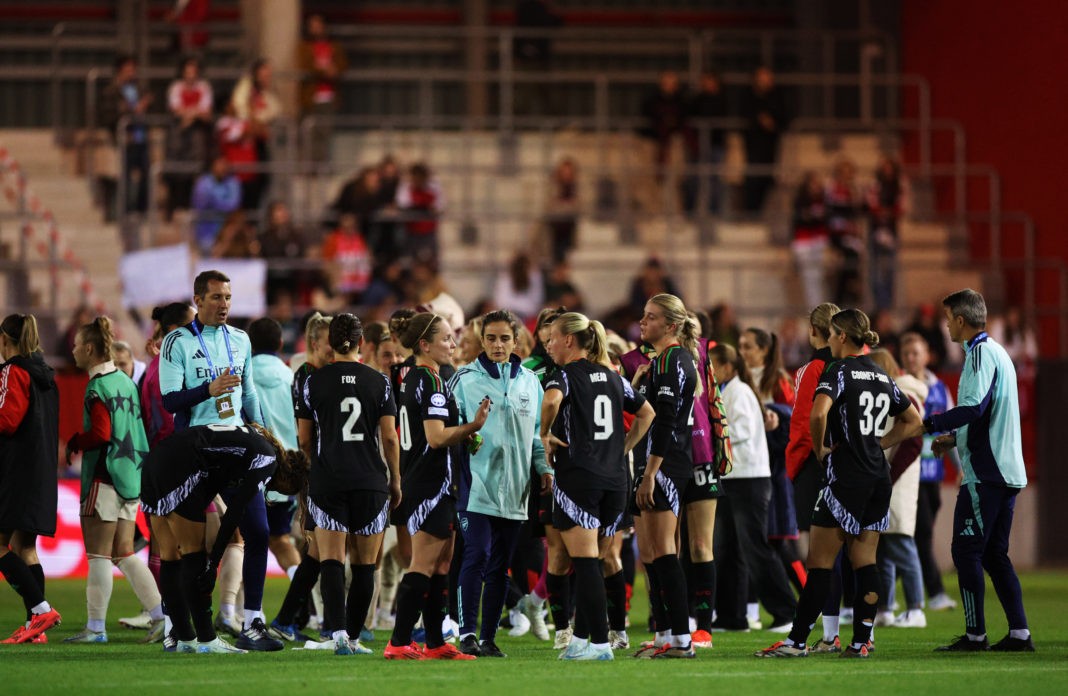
left=545, top=157, right=579, bottom=263
left=866, top=156, right=908, bottom=311
left=906, top=302, right=949, bottom=371
left=215, top=101, right=257, bottom=201
left=166, top=0, right=209, bottom=53
left=513, top=0, right=562, bottom=115
left=898, top=331, right=960, bottom=612
left=627, top=257, right=681, bottom=315
left=396, top=163, right=445, bottom=263
left=259, top=201, right=313, bottom=304
left=741, top=66, right=789, bottom=213
left=791, top=172, right=829, bottom=311
left=826, top=158, right=862, bottom=305
left=298, top=13, right=348, bottom=164
left=685, top=71, right=728, bottom=215
left=872, top=309, right=900, bottom=359
left=101, top=54, right=153, bottom=214
left=211, top=210, right=261, bottom=259
left=192, top=156, right=241, bottom=256
left=708, top=302, right=741, bottom=348
left=334, top=166, right=396, bottom=260
left=988, top=306, right=1038, bottom=365
left=55, top=304, right=95, bottom=368
left=642, top=71, right=692, bottom=184
left=165, top=57, right=214, bottom=219
left=494, top=252, right=545, bottom=321
left=377, top=155, right=402, bottom=207
left=408, top=261, right=466, bottom=338
left=544, top=260, right=584, bottom=312
left=777, top=317, right=807, bottom=372
left=321, top=213, right=372, bottom=304
left=230, top=59, right=282, bottom=211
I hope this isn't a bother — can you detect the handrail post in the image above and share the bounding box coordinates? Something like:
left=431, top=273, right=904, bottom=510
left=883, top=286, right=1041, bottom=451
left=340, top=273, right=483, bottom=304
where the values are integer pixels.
left=990, top=170, right=1002, bottom=274
left=85, top=68, right=100, bottom=191
left=822, top=35, right=834, bottom=119
left=918, top=78, right=932, bottom=180
left=953, top=123, right=966, bottom=229
left=498, top=29, right=514, bottom=138
left=1024, top=217, right=1036, bottom=336
left=50, top=22, right=66, bottom=144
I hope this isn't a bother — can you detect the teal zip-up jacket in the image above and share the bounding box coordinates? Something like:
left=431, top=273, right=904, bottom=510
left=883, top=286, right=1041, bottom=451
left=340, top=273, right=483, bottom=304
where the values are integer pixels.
left=251, top=353, right=297, bottom=450
left=450, top=353, right=549, bottom=520
left=160, top=317, right=263, bottom=430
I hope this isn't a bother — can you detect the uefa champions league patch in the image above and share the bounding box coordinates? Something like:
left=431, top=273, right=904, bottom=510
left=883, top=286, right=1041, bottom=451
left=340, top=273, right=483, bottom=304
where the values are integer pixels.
left=430, top=393, right=447, bottom=407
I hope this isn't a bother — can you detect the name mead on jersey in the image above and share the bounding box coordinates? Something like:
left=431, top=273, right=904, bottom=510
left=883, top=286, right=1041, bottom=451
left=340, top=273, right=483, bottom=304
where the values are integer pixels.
left=589, top=372, right=607, bottom=383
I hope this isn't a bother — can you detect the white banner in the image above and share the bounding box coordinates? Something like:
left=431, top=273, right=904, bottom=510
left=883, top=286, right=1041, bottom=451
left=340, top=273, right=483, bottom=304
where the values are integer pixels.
left=194, top=259, right=268, bottom=318
left=119, top=244, right=192, bottom=309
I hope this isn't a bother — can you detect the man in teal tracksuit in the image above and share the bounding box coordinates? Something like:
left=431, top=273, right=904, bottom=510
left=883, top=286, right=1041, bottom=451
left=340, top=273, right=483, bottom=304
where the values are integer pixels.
left=159, top=269, right=280, bottom=652
left=908, top=289, right=1032, bottom=653
left=450, top=311, right=553, bottom=657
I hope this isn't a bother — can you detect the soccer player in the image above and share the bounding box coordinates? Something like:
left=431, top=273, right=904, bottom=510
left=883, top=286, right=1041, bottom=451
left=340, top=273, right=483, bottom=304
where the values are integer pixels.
left=451, top=310, right=553, bottom=657
left=65, top=316, right=163, bottom=643
left=268, top=312, right=332, bottom=642
left=0, top=313, right=62, bottom=644
left=384, top=312, right=489, bottom=660
left=159, top=269, right=281, bottom=651
left=681, top=321, right=730, bottom=648
left=301, top=313, right=401, bottom=655
left=141, top=423, right=308, bottom=653
left=756, top=308, right=919, bottom=658
left=542, top=312, right=653, bottom=661
left=908, top=289, right=1033, bottom=652
left=785, top=303, right=843, bottom=649
left=522, top=306, right=569, bottom=646
left=630, top=294, right=700, bottom=659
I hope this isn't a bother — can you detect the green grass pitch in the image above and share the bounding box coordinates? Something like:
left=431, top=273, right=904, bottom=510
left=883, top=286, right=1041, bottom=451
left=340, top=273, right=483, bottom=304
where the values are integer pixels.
left=3, top=572, right=1066, bottom=695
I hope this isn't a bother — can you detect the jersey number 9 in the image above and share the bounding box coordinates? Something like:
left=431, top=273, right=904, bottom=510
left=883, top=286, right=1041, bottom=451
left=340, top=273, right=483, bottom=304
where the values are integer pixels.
left=593, top=394, right=614, bottom=440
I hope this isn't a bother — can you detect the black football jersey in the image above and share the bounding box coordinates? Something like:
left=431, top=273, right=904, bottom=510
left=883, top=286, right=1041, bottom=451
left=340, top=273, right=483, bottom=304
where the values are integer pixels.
left=397, top=365, right=459, bottom=501
left=141, top=424, right=276, bottom=509
left=293, top=362, right=316, bottom=421
left=646, top=344, right=698, bottom=479
left=815, top=354, right=912, bottom=482
left=304, top=361, right=396, bottom=495
left=544, top=359, right=646, bottom=491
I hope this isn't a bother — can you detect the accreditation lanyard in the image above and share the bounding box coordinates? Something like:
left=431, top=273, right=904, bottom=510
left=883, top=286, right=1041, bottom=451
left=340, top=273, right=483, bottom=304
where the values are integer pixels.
left=191, top=320, right=235, bottom=380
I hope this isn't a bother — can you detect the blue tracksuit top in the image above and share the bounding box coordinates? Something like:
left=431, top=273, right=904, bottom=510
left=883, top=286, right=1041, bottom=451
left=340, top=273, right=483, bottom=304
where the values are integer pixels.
left=159, top=316, right=263, bottom=431
left=927, top=333, right=1026, bottom=488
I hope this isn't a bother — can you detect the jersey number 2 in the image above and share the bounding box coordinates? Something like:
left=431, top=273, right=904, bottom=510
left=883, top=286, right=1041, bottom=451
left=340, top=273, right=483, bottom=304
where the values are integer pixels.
left=340, top=397, right=365, bottom=441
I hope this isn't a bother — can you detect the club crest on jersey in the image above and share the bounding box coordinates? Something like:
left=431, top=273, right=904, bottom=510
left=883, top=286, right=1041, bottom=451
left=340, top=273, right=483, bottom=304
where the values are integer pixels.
left=430, top=393, right=447, bottom=408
